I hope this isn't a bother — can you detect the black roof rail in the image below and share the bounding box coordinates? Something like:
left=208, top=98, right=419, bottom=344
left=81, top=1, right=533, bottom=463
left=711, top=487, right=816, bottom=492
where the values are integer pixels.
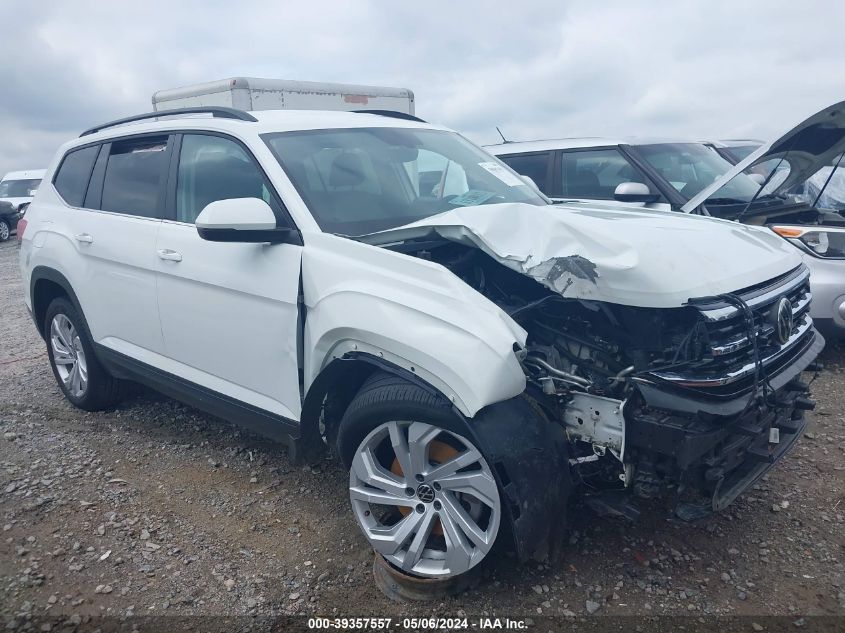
left=79, top=106, right=258, bottom=137
left=353, top=110, right=426, bottom=123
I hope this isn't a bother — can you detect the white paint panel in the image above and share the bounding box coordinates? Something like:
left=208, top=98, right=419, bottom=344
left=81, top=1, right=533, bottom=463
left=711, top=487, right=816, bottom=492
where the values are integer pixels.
left=155, top=221, right=303, bottom=419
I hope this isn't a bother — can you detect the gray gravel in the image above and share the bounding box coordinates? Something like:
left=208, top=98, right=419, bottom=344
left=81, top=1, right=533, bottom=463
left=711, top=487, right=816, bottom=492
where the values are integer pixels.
left=1, top=239, right=844, bottom=621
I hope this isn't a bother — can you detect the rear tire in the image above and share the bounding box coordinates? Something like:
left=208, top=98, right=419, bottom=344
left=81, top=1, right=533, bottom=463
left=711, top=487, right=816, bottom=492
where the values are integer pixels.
left=44, top=297, right=123, bottom=411
left=0, top=219, right=10, bottom=242
left=338, top=372, right=501, bottom=581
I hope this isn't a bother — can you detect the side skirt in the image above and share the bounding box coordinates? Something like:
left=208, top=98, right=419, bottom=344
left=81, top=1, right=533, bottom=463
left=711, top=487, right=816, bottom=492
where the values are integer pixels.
left=94, top=343, right=304, bottom=458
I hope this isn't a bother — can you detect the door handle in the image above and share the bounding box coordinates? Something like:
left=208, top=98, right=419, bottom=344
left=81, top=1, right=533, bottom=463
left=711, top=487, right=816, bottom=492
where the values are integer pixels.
left=74, top=233, right=94, bottom=244
left=157, top=249, right=182, bottom=262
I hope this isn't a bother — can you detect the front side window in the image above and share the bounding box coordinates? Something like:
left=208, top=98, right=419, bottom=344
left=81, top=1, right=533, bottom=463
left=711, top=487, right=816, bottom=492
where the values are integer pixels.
left=561, top=149, right=645, bottom=199
left=176, top=134, right=278, bottom=224
left=0, top=178, right=43, bottom=198
left=498, top=152, right=551, bottom=193
left=262, top=127, right=546, bottom=235
left=633, top=143, right=760, bottom=202
left=100, top=136, right=169, bottom=217
left=53, top=146, right=99, bottom=207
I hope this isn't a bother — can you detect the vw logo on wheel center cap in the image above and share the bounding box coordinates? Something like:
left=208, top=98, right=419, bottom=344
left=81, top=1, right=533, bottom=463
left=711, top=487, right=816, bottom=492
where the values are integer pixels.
left=416, top=483, right=435, bottom=503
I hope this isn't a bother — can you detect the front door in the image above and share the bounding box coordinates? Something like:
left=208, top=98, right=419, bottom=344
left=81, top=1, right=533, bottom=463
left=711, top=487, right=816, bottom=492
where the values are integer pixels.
left=154, top=133, right=303, bottom=420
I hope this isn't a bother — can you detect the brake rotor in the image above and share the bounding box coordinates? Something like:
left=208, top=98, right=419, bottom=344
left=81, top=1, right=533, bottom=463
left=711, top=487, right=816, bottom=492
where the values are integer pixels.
left=391, top=440, right=458, bottom=536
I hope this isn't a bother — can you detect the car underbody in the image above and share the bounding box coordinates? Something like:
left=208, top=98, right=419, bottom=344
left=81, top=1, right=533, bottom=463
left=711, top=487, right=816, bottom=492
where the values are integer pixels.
left=393, top=237, right=823, bottom=553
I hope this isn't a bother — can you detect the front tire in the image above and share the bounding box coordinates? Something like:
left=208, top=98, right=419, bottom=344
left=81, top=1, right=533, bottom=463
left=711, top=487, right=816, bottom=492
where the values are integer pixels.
left=44, top=297, right=123, bottom=411
left=337, top=373, right=501, bottom=580
left=0, top=219, right=10, bottom=241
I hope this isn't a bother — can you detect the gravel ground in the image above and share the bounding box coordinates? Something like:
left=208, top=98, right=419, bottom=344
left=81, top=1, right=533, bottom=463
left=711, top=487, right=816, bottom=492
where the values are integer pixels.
left=1, top=238, right=844, bottom=625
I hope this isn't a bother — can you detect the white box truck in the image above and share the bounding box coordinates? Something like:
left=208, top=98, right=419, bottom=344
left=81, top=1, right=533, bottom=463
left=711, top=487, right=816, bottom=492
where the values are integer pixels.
left=152, top=77, right=415, bottom=115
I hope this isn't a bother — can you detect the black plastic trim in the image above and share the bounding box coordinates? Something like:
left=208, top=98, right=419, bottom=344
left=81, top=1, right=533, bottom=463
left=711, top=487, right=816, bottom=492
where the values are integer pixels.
left=196, top=226, right=301, bottom=245
left=80, top=107, right=258, bottom=137
left=93, top=344, right=302, bottom=446
left=29, top=266, right=85, bottom=338
left=353, top=110, right=426, bottom=123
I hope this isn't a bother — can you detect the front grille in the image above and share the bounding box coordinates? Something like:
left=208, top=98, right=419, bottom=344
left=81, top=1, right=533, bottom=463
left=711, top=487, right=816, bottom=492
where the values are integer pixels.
left=649, top=265, right=813, bottom=393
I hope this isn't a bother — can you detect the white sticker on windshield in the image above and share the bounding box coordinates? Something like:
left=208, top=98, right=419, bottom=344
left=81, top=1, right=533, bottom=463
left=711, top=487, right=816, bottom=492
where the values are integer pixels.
left=478, top=162, right=526, bottom=187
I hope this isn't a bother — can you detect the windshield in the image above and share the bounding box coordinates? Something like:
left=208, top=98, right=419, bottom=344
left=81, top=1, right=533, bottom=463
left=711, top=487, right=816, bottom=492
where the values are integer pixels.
left=723, top=144, right=759, bottom=162
left=633, top=143, right=762, bottom=203
left=262, top=127, right=547, bottom=235
left=0, top=178, right=41, bottom=198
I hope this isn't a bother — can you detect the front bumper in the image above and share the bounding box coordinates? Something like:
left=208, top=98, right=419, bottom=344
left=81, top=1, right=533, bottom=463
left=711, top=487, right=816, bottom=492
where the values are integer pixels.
left=625, top=328, right=821, bottom=520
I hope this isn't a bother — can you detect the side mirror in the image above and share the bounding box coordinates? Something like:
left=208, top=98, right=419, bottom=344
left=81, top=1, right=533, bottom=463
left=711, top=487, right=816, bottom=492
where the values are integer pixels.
left=613, top=182, right=660, bottom=203
left=747, top=173, right=766, bottom=185
left=520, top=175, right=540, bottom=191
left=195, top=198, right=299, bottom=244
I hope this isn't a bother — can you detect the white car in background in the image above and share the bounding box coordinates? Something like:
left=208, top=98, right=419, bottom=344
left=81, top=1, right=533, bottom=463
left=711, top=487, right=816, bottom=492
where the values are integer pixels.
left=0, top=169, right=45, bottom=240
left=0, top=169, right=46, bottom=213
left=488, top=101, right=845, bottom=336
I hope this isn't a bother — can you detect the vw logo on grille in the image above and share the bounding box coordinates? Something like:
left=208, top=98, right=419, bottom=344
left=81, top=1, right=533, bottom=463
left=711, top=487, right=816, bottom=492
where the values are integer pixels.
left=416, top=483, right=435, bottom=503
left=774, top=297, right=793, bottom=346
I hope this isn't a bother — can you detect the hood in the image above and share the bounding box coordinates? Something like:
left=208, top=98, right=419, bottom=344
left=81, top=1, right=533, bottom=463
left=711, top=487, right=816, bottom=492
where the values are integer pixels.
left=360, top=203, right=802, bottom=309
left=682, top=100, right=845, bottom=212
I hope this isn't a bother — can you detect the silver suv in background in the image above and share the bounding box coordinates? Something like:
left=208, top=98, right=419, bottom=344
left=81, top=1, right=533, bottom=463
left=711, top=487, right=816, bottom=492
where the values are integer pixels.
left=488, top=101, right=845, bottom=336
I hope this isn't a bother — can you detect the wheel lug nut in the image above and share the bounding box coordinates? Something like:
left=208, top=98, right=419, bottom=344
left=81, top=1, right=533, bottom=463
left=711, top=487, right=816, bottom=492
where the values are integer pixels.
left=415, top=474, right=424, bottom=482
left=415, top=504, right=425, bottom=514
left=405, top=487, right=415, bottom=496
left=433, top=482, right=441, bottom=491
left=433, top=500, right=442, bottom=510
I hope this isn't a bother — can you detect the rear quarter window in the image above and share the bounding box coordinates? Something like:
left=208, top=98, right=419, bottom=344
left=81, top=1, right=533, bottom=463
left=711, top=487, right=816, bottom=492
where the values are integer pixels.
left=53, top=146, right=99, bottom=207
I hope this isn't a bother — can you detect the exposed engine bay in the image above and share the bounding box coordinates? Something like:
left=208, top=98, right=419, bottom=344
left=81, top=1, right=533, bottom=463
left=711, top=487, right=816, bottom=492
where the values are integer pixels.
left=397, top=238, right=823, bottom=519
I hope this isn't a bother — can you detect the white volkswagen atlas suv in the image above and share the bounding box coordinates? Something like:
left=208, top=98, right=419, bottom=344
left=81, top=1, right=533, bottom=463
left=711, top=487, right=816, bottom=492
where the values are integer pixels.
left=19, top=106, right=823, bottom=585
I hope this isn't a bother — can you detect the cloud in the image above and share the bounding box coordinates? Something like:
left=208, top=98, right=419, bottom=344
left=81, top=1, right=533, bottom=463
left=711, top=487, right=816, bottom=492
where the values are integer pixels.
left=0, top=0, right=843, bottom=176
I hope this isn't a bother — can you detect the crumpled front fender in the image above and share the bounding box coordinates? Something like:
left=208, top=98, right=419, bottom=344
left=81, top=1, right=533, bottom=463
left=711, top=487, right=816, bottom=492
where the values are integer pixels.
left=301, top=232, right=527, bottom=417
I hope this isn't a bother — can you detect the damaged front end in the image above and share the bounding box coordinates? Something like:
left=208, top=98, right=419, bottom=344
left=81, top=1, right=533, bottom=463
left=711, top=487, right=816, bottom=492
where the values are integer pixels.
left=416, top=240, right=823, bottom=527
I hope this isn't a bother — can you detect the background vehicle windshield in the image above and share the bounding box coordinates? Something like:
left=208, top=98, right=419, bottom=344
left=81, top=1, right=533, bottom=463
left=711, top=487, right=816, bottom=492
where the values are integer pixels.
left=263, top=127, right=547, bottom=235
left=0, top=178, right=41, bottom=198
left=633, top=143, right=761, bottom=202
left=723, top=144, right=759, bottom=162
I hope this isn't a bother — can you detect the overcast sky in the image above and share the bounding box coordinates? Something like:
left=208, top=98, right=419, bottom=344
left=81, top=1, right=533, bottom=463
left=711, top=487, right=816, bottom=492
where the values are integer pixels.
left=1, top=0, right=844, bottom=177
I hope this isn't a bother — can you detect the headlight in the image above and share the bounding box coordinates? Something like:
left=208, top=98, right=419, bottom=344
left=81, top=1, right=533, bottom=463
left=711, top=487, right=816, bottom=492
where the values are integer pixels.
left=772, top=225, right=845, bottom=259
left=18, top=203, right=30, bottom=216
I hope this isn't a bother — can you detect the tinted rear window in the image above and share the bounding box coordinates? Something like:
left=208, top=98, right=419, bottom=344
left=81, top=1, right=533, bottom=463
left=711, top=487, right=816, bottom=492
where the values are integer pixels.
left=100, top=137, right=169, bottom=217
left=498, top=152, right=550, bottom=193
left=53, top=146, right=99, bottom=206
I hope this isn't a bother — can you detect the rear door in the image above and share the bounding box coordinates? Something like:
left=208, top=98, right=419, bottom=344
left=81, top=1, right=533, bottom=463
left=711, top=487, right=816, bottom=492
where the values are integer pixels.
left=154, top=132, right=303, bottom=420
left=495, top=151, right=553, bottom=195
left=62, top=135, right=169, bottom=358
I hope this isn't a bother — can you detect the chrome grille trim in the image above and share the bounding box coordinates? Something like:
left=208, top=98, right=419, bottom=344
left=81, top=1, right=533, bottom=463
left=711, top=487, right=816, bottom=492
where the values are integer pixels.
left=710, top=292, right=812, bottom=357
left=650, top=316, right=813, bottom=387
left=694, top=266, right=810, bottom=323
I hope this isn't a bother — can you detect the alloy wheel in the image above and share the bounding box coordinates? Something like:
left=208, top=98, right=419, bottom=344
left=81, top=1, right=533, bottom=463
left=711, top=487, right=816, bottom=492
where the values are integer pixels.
left=0, top=222, right=9, bottom=241
left=349, top=420, right=500, bottom=578
left=50, top=314, right=88, bottom=398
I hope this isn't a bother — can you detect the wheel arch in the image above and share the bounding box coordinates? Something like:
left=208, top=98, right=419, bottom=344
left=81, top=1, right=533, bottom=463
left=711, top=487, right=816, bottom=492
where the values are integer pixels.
left=30, top=266, right=84, bottom=339
left=301, top=354, right=573, bottom=565
left=299, top=352, right=449, bottom=460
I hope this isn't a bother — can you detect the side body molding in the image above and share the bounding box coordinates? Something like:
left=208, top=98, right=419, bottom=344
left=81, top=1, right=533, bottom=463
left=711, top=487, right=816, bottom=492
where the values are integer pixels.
left=300, top=232, right=527, bottom=417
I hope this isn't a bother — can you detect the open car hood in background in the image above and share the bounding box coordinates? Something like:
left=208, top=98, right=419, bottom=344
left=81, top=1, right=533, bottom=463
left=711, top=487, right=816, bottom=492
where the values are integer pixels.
left=682, top=100, right=845, bottom=213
